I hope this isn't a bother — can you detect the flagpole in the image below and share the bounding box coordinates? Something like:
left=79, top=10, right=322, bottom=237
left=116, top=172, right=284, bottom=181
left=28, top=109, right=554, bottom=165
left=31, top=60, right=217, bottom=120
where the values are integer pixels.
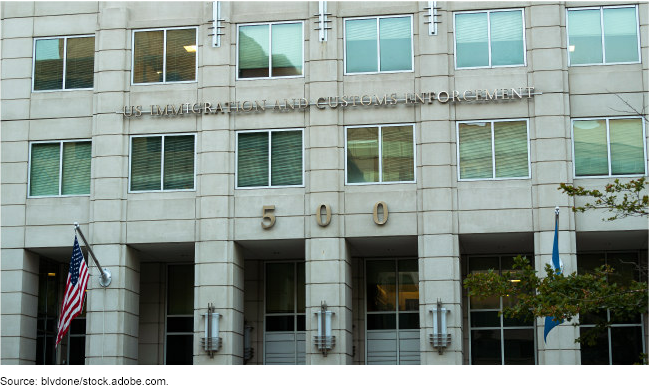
left=74, top=222, right=112, bottom=287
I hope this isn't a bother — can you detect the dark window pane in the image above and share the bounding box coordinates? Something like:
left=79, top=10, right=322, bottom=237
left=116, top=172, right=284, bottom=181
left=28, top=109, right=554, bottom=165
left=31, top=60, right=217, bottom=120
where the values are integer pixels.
left=296, top=314, right=305, bottom=332
left=611, top=326, right=643, bottom=364
left=167, top=316, right=193, bottom=333
left=131, top=136, right=162, bottom=191
left=167, top=264, right=194, bottom=315
left=577, top=254, right=604, bottom=275
left=398, top=313, right=419, bottom=329
left=166, top=335, right=193, bottom=364
left=471, top=329, right=501, bottom=364
left=503, top=329, right=534, bottom=364
left=166, top=29, right=196, bottom=82
left=70, top=318, right=86, bottom=334
left=366, top=260, right=396, bottom=312
left=610, top=310, right=641, bottom=324
left=65, top=36, right=94, bottom=89
left=470, top=311, right=500, bottom=328
left=68, top=336, right=86, bottom=364
left=163, top=135, right=195, bottom=190
left=580, top=327, right=609, bottom=364
left=266, top=315, right=294, bottom=332
left=34, top=38, right=64, bottom=90
left=580, top=309, right=608, bottom=326
left=296, top=262, right=305, bottom=313
left=503, top=314, right=532, bottom=327
left=133, top=30, right=164, bottom=83
left=266, top=263, right=295, bottom=313
left=607, top=252, right=639, bottom=286
left=367, top=313, right=396, bottom=330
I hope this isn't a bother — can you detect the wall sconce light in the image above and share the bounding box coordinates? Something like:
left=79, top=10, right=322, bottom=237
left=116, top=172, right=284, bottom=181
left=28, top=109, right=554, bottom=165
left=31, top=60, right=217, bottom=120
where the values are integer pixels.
left=244, top=324, right=254, bottom=362
left=429, top=299, right=451, bottom=354
left=201, top=303, right=222, bottom=357
left=314, top=301, right=335, bottom=356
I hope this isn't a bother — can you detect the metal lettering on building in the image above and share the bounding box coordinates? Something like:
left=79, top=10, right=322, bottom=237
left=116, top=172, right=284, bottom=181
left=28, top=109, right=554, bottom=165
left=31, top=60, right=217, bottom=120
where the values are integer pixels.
left=120, top=87, right=537, bottom=117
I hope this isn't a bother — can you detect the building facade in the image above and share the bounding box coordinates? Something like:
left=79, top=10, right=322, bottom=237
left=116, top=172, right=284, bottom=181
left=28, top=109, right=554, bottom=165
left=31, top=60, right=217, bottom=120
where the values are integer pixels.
left=1, top=1, right=648, bottom=365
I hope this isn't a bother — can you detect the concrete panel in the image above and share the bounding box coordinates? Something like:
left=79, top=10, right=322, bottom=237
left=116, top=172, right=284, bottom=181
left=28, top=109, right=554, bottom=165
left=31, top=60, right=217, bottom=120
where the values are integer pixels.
left=33, top=14, right=98, bottom=36
left=0, top=99, right=30, bottom=121
left=458, top=209, right=533, bottom=233
left=126, top=220, right=196, bottom=243
left=1, top=79, right=32, bottom=100
left=0, top=18, right=34, bottom=39
left=30, top=92, right=94, bottom=118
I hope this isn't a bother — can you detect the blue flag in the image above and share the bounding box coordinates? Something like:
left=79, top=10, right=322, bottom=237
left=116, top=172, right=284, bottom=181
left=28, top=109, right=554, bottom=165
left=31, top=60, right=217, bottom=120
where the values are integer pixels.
left=544, top=212, right=562, bottom=343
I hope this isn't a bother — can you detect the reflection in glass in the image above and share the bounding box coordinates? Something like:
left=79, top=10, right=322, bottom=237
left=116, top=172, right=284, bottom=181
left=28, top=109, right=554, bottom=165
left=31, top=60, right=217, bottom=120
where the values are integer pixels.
left=455, top=13, right=489, bottom=68
left=568, top=9, right=603, bottom=65
left=471, top=329, right=501, bottom=364
left=237, top=132, right=269, bottom=187
left=163, top=135, right=195, bottom=190
left=382, top=126, right=414, bottom=182
left=609, top=119, right=645, bottom=176
left=398, top=260, right=418, bottom=311
left=167, top=265, right=194, bottom=315
left=458, top=122, right=492, bottom=179
left=34, top=38, right=64, bottom=90
left=61, top=142, right=91, bottom=195
left=239, top=25, right=270, bottom=78
left=379, top=17, right=412, bottom=71
left=347, top=127, right=379, bottom=183
left=271, top=23, right=302, bottom=76
left=131, top=136, right=162, bottom=191
left=490, top=10, right=524, bottom=66
left=345, top=19, right=378, bottom=73
left=266, top=263, right=295, bottom=313
left=366, top=260, right=396, bottom=312
left=30, top=143, right=61, bottom=196
left=494, top=121, right=528, bottom=178
left=603, top=7, right=639, bottom=63
left=573, top=120, right=608, bottom=176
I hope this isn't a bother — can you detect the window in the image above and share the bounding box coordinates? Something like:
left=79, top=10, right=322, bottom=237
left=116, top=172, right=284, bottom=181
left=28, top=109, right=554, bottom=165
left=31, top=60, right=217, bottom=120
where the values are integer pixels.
left=454, top=9, right=525, bottom=69
left=33, top=35, right=94, bottom=91
left=264, top=261, right=306, bottom=365
left=237, top=22, right=303, bottom=79
left=344, top=15, right=413, bottom=74
left=29, top=140, right=91, bottom=197
left=346, top=124, right=415, bottom=184
left=236, top=129, right=303, bottom=188
left=166, top=264, right=194, bottom=365
left=567, top=6, right=640, bottom=66
left=129, top=134, right=196, bottom=192
left=467, top=255, right=536, bottom=365
left=457, top=119, right=529, bottom=180
left=578, top=252, right=646, bottom=365
left=366, top=259, right=420, bottom=364
left=572, top=117, right=646, bottom=177
left=132, top=27, right=197, bottom=84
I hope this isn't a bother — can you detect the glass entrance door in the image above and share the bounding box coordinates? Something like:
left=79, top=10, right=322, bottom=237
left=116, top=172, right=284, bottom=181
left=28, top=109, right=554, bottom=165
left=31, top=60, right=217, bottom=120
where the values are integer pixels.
left=264, top=261, right=305, bottom=364
left=365, top=259, right=420, bottom=364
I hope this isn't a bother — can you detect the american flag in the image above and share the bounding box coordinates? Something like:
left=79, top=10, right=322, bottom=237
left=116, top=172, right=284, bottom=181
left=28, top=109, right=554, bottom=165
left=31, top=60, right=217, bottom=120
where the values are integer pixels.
left=56, top=235, right=89, bottom=347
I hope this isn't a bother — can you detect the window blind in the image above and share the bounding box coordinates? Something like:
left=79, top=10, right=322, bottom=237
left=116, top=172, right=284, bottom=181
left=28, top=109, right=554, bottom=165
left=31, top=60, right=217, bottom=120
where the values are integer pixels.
left=271, top=23, right=302, bottom=77
left=603, top=7, right=639, bottom=63
left=166, top=29, right=196, bottom=82
left=271, top=131, right=302, bottom=186
left=381, top=125, right=414, bottom=182
left=345, top=19, right=378, bottom=73
left=458, top=123, right=492, bottom=179
left=34, top=38, right=64, bottom=90
left=494, top=121, right=528, bottom=178
left=163, top=135, right=194, bottom=190
left=379, top=17, right=412, bottom=72
left=609, top=118, right=644, bottom=175
left=30, top=143, right=61, bottom=196
left=130, top=136, right=162, bottom=191
left=455, top=13, right=489, bottom=68
left=61, top=141, right=91, bottom=195
left=490, top=10, right=524, bottom=66
left=65, top=37, right=94, bottom=89
left=133, top=30, right=164, bottom=83
left=568, top=9, right=603, bottom=64
left=573, top=120, right=608, bottom=176
left=347, top=127, right=379, bottom=183
left=237, top=132, right=269, bottom=187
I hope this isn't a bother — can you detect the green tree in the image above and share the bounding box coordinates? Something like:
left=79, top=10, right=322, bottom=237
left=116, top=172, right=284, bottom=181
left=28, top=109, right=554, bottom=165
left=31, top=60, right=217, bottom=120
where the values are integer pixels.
left=463, top=178, right=648, bottom=361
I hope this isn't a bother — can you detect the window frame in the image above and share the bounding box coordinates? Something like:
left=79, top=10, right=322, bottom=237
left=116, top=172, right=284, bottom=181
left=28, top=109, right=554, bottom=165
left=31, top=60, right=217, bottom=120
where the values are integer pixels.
left=235, top=128, right=305, bottom=190
left=453, top=8, right=527, bottom=70
left=235, top=21, right=305, bottom=81
left=131, top=27, right=199, bottom=86
left=577, top=251, right=646, bottom=365
left=344, top=123, right=417, bottom=186
left=27, top=139, right=92, bottom=198
left=128, top=133, right=197, bottom=193
left=566, top=5, right=641, bottom=67
left=343, top=14, right=414, bottom=75
left=31, top=35, right=95, bottom=93
left=466, top=254, right=537, bottom=365
left=456, top=118, right=531, bottom=182
left=571, top=116, right=647, bottom=178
